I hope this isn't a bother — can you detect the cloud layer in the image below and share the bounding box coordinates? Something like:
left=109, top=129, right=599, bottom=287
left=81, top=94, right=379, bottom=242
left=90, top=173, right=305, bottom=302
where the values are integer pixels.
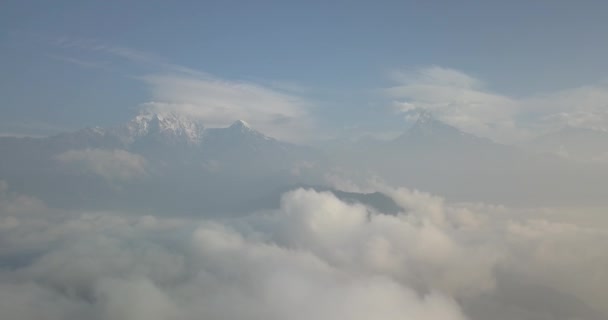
left=1, top=182, right=606, bottom=320
left=55, top=148, right=147, bottom=181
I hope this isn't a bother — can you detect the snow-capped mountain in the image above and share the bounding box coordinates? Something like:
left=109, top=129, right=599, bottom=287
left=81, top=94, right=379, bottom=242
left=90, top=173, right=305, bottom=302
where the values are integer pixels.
left=3, top=110, right=608, bottom=212
left=23, top=111, right=208, bottom=151
left=405, top=109, right=460, bottom=137
left=322, top=110, right=608, bottom=206
left=393, top=110, right=491, bottom=147
left=37, top=111, right=288, bottom=152
left=0, top=111, right=321, bottom=213
left=206, top=119, right=276, bottom=146
left=123, top=111, right=206, bottom=144
left=112, top=112, right=289, bottom=153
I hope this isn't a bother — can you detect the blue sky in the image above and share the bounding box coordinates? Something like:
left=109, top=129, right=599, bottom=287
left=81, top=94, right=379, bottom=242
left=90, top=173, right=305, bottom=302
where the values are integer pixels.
left=2, top=0, right=608, bottom=141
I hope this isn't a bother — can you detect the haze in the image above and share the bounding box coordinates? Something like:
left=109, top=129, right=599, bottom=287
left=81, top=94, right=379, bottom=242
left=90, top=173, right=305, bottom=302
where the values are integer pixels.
left=1, top=2, right=608, bottom=320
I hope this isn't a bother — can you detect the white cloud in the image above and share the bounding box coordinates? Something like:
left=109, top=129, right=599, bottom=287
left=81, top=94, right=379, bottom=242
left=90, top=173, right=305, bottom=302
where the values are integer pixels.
left=51, top=37, right=316, bottom=142
left=55, top=148, right=147, bottom=181
left=386, top=66, right=608, bottom=143
left=390, top=67, right=483, bottom=89
left=140, top=74, right=314, bottom=141
left=52, top=36, right=203, bottom=76
left=1, top=184, right=607, bottom=319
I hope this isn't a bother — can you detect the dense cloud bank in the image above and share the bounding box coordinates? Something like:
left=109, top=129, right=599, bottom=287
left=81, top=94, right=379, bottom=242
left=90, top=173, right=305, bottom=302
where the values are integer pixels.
left=0, top=182, right=606, bottom=320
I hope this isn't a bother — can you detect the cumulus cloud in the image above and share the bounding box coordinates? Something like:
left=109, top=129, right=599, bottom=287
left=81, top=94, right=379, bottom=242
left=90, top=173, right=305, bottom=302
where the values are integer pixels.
left=55, top=148, right=147, bottom=181
left=0, top=182, right=607, bottom=319
left=386, top=66, right=608, bottom=143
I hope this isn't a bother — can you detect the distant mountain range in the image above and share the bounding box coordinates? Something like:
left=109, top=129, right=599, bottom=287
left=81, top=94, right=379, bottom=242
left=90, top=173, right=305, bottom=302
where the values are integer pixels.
left=0, top=111, right=320, bottom=214
left=523, top=126, right=608, bottom=162
left=323, top=111, right=608, bottom=205
left=2, top=110, right=608, bottom=213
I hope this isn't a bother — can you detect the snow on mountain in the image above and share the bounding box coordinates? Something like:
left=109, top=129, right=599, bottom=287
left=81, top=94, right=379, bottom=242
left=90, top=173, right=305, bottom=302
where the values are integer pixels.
left=103, top=111, right=283, bottom=149
left=0, top=111, right=321, bottom=213
left=409, top=110, right=462, bottom=136
left=396, top=109, right=484, bottom=144
left=229, top=119, right=252, bottom=130
left=223, top=119, right=274, bottom=141
left=122, top=111, right=206, bottom=144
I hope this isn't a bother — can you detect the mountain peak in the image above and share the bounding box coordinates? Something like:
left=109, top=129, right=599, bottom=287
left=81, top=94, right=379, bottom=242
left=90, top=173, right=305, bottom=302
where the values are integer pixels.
left=408, top=110, right=461, bottom=136
left=227, top=120, right=268, bottom=138
left=392, top=109, right=482, bottom=145
left=208, top=119, right=276, bottom=143
left=413, top=109, right=436, bottom=126
left=229, top=119, right=252, bottom=130
left=124, top=111, right=205, bottom=144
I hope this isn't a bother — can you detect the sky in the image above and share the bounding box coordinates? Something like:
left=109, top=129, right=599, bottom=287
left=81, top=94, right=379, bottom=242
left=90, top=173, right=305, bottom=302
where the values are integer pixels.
left=2, top=0, right=608, bottom=141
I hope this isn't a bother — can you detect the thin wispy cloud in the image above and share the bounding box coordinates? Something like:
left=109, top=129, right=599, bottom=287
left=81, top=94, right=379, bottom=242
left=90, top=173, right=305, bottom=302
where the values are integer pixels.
left=140, top=74, right=314, bottom=141
left=48, top=55, right=112, bottom=70
left=51, top=36, right=202, bottom=75
left=49, top=36, right=316, bottom=141
left=386, top=66, right=608, bottom=143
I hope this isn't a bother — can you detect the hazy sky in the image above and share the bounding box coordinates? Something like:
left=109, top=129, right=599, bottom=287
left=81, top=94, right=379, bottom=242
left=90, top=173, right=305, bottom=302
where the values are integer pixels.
left=2, top=1, right=608, bottom=140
